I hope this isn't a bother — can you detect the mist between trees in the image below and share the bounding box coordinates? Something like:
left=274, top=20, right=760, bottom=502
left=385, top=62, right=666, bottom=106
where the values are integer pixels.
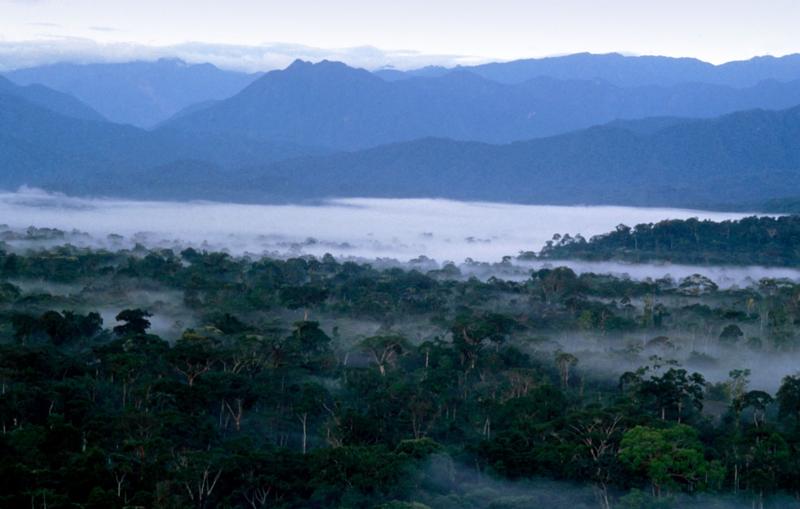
left=3, top=230, right=800, bottom=508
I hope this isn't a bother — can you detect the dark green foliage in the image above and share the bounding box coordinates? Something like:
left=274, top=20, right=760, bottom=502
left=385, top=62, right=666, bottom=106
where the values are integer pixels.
left=1, top=245, right=800, bottom=507
left=280, top=285, right=329, bottom=317
left=113, top=308, right=152, bottom=336
left=719, top=324, right=744, bottom=345
left=541, top=215, right=800, bottom=266
left=776, top=375, right=800, bottom=423
left=40, top=310, right=103, bottom=345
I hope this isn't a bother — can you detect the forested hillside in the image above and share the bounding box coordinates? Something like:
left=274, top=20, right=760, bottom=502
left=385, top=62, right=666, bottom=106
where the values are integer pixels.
left=539, top=216, right=800, bottom=265
left=4, top=93, right=799, bottom=209
left=228, top=106, right=800, bottom=208
left=6, top=2, right=800, bottom=507
left=3, top=239, right=800, bottom=507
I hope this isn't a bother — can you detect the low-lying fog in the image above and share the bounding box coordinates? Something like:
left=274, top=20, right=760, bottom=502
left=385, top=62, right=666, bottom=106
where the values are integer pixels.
left=3, top=188, right=797, bottom=290
left=485, top=259, right=800, bottom=289
left=1, top=188, right=750, bottom=261
left=5, top=189, right=800, bottom=393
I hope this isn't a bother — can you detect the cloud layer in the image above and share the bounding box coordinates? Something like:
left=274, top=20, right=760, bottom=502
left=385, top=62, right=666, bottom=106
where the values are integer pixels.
left=0, top=38, right=481, bottom=72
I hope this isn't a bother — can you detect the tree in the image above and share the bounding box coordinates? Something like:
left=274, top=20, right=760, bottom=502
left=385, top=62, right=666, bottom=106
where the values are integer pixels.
left=289, top=321, right=333, bottom=371
left=216, top=373, right=257, bottom=432
left=776, top=375, right=800, bottom=424
left=719, top=324, right=744, bottom=345
left=212, top=313, right=252, bottom=335
left=727, top=369, right=751, bottom=427
left=635, top=367, right=705, bottom=422
left=113, top=309, right=152, bottom=337
left=619, top=425, right=723, bottom=497
left=554, top=351, right=578, bottom=388
left=171, top=448, right=228, bottom=509
left=735, top=390, right=773, bottom=428
left=292, top=383, right=328, bottom=454
left=169, top=334, right=218, bottom=387
left=738, top=429, right=790, bottom=508
left=678, top=274, right=718, bottom=296
left=96, top=334, right=169, bottom=408
left=536, top=267, right=581, bottom=303
left=41, top=310, right=103, bottom=345
left=279, top=285, right=329, bottom=319
left=10, top=314, right=42, bottom=344
left=358, top=335, right=411, bottom=376
left=451, top=311, right=519, bottom=369
left=308, top=446, right=410, bottom=505
left=728, top=369, right=751, bottom=401
left=568, top=410, right=625, bottom=509
left=0, top=281, right=21, bottom=303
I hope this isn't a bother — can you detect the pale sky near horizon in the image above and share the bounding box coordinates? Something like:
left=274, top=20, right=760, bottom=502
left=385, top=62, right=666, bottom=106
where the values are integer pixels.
left=1, top=0, right=799, bottom=70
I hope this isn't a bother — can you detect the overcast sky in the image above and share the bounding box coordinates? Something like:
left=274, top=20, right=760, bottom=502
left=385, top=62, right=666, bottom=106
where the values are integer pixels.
left=1, top=0, right=799, bottom=70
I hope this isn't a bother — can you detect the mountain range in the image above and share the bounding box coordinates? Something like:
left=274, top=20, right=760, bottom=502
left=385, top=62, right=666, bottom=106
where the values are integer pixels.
left=0, top=75, right=103, bottom=121
left=6, top=59, right=258, bottom=127
left=194, top=106, right=800, bottom=208
left=8, top=52, right=800, bottom=130
left=163, top=59, right=800, bottom=150
left=0, top=90, right=326, bottom=192
left=377, top=52, right=800, bottom=87
left=9, top=89, right=799, bottom=209
left=3, top=52, right=800, bottom=209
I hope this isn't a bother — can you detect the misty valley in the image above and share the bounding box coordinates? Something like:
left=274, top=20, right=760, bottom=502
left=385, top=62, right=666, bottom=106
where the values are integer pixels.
left=6, top=15, right=800, bottom=508
left=3, top=200, right=800, bottom=508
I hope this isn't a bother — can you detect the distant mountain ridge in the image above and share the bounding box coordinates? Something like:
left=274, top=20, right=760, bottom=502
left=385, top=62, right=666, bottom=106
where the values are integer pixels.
left=377, top=52, right=800, bottom=87
left=160, top=59, right=800, bottom=150
left=10, top=52, right=800, bottom=139
left=218, top=105, right=800, bottom=208
left=0, top=92, right=328, bottom=192
left=7, top=59, right=259, bottom=127
left=0, top=75, right=103, bottom=121
left=3, top=54, right=800, bottom=210
left=9, top=52, right=800, bottom=131
left=29, top=104, right=795, bottom=209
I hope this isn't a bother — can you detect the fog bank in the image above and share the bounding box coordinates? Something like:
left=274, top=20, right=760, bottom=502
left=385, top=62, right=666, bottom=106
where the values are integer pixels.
left=0, top=188, right=750, bottom=262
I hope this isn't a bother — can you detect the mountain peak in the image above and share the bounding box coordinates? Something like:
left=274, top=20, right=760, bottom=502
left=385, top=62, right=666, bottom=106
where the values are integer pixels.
left=286, top=58, right=312, bottom=69
left=283, top=59, right=361, bottom=73
left=253, top=59, right=378, bottom=87
left=231, top=58, right=381, bottom=107
left=155, top=57, right=190, bottom=67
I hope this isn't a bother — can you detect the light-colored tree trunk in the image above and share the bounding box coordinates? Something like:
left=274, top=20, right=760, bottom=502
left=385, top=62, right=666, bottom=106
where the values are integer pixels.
left=299, top=413, right=308, bottom=454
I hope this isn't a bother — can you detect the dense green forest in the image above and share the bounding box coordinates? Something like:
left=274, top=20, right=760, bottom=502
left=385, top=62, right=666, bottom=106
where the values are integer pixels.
left=3, top=242, right=800, bottom=508
left=538, top=215, right=800, bottom=266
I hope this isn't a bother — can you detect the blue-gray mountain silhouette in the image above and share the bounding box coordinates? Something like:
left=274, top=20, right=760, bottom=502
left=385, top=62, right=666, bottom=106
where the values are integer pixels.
left=163, top=59, right=800, bottom=150
left=7, top=59, right=258, bottom=127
